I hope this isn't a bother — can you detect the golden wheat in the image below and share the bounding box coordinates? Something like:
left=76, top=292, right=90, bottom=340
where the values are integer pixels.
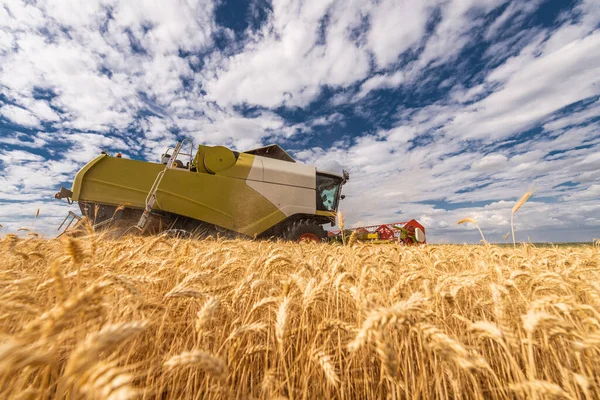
left=0, top=234, right=598, bottom=399
left=457, top=217, right=487, bottom=243
left=511, top=191, right=533, bottom=247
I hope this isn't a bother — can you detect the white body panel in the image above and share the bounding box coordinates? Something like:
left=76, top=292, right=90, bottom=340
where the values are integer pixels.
left=245, top=155, right=317, bottom=216
left=257, top=156, right=316, bottom=189
left=246, top=180, right=316, bottom=217
left=247, top=158, right=264, bottom=181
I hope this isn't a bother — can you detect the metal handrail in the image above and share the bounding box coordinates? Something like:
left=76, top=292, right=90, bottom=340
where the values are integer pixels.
left=160, top=139, right=194, bottom=170
left=181, top=138, right=194, bottom=170
left=137, top=139, right=194, bottom=230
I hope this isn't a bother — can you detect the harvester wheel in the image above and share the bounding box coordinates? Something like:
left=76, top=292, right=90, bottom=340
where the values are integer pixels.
left=283, top=219, right=326, bottom=243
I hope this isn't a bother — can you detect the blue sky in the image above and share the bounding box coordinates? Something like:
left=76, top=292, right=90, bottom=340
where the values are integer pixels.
left=0, top=0, right=599, bottom=243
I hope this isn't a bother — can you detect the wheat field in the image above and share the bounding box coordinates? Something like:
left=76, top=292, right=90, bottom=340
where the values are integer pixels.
left=1, top=233, right=599, bottom=399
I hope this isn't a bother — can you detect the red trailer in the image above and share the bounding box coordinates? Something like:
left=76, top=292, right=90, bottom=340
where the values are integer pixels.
left=329, top=219, right=426, bottom=245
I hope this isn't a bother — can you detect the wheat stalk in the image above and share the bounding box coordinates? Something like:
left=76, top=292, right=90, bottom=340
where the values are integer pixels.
left=349, top=292, right=427, bottom=351
left=510, top=380, right=574, bottom=400
left=457, top=218, right=487, bottom=244
left=511, top=191, right=533, bottom=247
left=312, top=350, right=339, bottom=387
left=347, top=230, right=358, bottom=247
left=2, top=233, right=599, bottom=399
left=196, top=296, right=220, bottom=334
left=164, top=350, right=228, bottom=380
left=63, top=320, right=149, bottom=379
left=337, top=211, right=345, bottom=245
left=276, top=296, right=290, bottom=349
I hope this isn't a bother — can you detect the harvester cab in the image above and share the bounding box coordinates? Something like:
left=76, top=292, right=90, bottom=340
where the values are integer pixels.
left=55, top=141, right=349, bottom=242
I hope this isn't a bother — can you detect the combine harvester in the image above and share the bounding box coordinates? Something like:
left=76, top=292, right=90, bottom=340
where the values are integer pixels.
left=55, top=140, right=349, bottom=242
left=54, top=140, right=426, bottom=243
left=328, top=220, right=426, bottom=246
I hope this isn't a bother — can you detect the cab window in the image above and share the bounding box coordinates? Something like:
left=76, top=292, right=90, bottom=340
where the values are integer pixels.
left=316, top=174, right=342, bottom=211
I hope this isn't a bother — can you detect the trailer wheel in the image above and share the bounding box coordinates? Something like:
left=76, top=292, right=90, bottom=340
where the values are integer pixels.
left=284, top=219, right=326, bottom=243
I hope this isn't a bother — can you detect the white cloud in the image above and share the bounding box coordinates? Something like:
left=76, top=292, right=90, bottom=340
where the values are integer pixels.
left=0, top=0, right=46, bottom=30
left=0, top=149, right=44, bottom=163
left=0, top=0, right=217, bottom=135
left=484, top=1, right=543, bottom=40
left=0, top=132, right=48, bottom=148
left=367, top=0, right=432, bottom=68
left=471, top=154, right=507, bottom=172
left=204, top=0, right=372, bottom=107
left=344, top=0, right=517, bottom=99
left=0, top=148, right=82, bottom=203
left=563, top=184, right=600, bottom=201
left=59, top=133, right=129, bottom=163
left=356, top=71, right=404, bottom=99
left=310, top=112, right=344, bottom=127
left=0, top=200, right=72, bottom=238
left=543, top=100, right=600, bottom=131
left=448, top=25, right=600, bottom=141
left=411, top=0, right=508, bottom=70
left=25, top=100, right=61, bottom=122
left=205, top=0, right=471, bottom=107
left=0, top=105, right=40, bottom=127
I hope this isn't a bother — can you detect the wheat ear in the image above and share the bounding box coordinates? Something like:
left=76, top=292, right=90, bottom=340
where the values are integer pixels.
left=511, top=191, right=532, bottom=247
left=457, top=218, right=487, bottom=244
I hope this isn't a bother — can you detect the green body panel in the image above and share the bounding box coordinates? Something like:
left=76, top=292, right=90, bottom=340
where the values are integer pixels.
left=71, top=154, right=287, bottom=236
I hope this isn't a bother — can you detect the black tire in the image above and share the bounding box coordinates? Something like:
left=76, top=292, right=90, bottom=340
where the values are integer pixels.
left=283, top=219, right=326, bottom=242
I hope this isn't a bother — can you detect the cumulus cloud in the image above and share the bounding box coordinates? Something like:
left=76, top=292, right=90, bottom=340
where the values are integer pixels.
left=204, top=0, right=373, bottom=107
left=471, top=154, right=508, bottom=172
left=366, top=0, right=432, bottom=68
left=450, top=32, right=600, bottom=140
left=0, top=105, right=41, bottom=127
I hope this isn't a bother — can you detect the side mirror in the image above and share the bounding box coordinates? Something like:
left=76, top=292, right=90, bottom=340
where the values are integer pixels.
left=340, top=195, right=346, bottom=200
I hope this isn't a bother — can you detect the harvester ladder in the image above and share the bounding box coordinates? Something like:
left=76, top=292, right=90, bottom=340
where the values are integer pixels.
left=136, top=139, right=191, bottom=231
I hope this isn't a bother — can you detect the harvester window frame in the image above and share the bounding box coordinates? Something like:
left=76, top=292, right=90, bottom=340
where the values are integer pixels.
left=316, top=173, right=343, bottom=212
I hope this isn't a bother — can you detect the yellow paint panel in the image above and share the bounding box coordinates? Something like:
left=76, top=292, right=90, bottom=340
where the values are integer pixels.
left=316, top=210, right=336, bottom=218
left=75, top=157, right=164, bottom=206
left=203, top=146, right=237, bottom=173
left=192, top=145, right=208, bottom=173
left=72, top=154, right=108, bottom=200
left=156, top=168, right=286, bottom=235
left=74, top=155, right=287, bottom=236
left=216, top=152, right=255, bottom=179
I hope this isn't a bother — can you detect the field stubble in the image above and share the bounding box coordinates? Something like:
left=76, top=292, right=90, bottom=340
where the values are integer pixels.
left=1, top=233, right=599, bottom=399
